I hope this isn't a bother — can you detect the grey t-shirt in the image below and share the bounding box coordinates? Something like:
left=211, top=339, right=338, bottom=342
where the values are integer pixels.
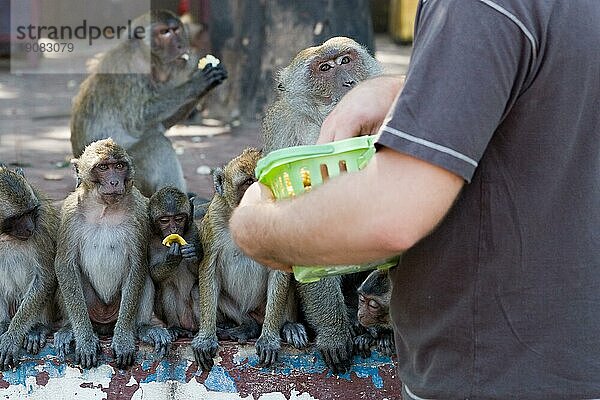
left=377, top=0, right=600, bottom=398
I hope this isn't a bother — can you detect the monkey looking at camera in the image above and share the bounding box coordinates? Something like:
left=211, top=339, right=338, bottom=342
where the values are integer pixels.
left=355, top=268, right=395, bottom=357
left=192, top=148, right=307, bottom=371
left=0, top=167, right=59, bottom=370
left=53, top=139, right=170, bottom=369
left=261, top=36, right=383, bottom=374
left=70, top=9, right=227, bottom=197
left=148, top=186, right=202, bottom=339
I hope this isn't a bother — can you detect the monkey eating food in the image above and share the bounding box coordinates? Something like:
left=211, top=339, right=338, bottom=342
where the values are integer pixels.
left=0, top=166, right=59, bottom=370
left=148, top=186, right=202, bottom=340
left=70, top=9, right=227, bottom=197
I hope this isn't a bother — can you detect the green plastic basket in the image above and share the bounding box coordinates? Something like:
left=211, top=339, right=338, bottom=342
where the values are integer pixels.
left=255, top=135, right=399, bottom=283
left=256, top=135, right=376, bottom=200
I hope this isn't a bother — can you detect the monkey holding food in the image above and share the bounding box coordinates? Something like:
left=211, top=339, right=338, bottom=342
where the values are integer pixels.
left=260, top=36, right=383, bottom=373
left=192, top=148, right=307, bottom=371
left=148, top=186, right=202, bottom=339
left=355, top=268, right=395, bottom=357
left=53, top=139, right=171, bottom=369
left=70, top=9, right=227, bottom=197
left=0, top=166, right=59, bottom=370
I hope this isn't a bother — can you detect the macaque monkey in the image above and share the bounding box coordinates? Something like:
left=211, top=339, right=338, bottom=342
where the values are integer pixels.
left=70, top=9, right=227, bottom=196
left=148, top=186, right=201, bottom=339
left=192, top=148, right=307, bottom=371
left=355, top=268, right=395, bottom=357
left=53, top=139, right=170, bottom=369
left=261, top=36, right=383, bottom=374
left=0, top=167, right=59, bottom=370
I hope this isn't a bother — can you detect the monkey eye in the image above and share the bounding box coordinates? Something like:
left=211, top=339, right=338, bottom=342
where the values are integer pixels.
left=340, top=55, right=351, bottom=64
left=97, top=164, right=109, bottom=171
left=115, top=162, right=126, bottom=170
left=358, top=294, right=367, bottom=304
left=319, top=63, right=332, bottom=72
left=368, top=299, right=381, bottom=310
left=174, top=215, right=186, bottom=224
left=242, top=177, right=256, bottom=187
left=159, top=217, right=170, bottom=225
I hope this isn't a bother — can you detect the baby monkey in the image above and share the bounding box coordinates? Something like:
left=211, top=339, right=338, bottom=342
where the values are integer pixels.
left=356, top=268, right=395, bottom=357
left=148, top=187, right=202, bottom=339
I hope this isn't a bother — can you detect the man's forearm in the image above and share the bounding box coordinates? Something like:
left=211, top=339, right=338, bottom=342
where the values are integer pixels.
left=230, top=148, right=464, bottom=270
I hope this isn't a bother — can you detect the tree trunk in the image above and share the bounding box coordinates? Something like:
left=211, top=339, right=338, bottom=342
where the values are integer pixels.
left=201, top=0, right=375, bottom=125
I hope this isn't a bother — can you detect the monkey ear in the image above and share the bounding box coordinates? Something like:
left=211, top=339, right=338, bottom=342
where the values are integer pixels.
left=14, top=167, right=25, bottom=177
left=213, top=167, right=225, bottom=196
left=71, top=158, right=82, bottom=187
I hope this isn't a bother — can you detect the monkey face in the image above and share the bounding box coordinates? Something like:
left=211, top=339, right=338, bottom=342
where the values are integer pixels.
left=0, top=167, right=40, bottom=241
left=1, top=207, right=38, bottom=240
left=151, top=18, right=188, bottom=64
left=357, top=293, right=390, bottom=328
left=90, top=158, right=130, bottom=204
left=156, top=213, right=188, bottom=237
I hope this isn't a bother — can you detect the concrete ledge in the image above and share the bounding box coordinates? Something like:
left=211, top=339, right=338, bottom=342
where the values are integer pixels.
left=0, top=339, right=401, bottom=399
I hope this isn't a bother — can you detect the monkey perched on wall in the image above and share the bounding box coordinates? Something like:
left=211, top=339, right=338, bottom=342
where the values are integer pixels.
left=261, top=36, right=383, bottom=374
left=192, top=148, right=307, bottom=371
left=148, top=186, right=201, bottom=339
left=71, top=9, right=227, bottom=197
left=53, top=139, right=171, bottom=369
left=355, top=269, right=395, bottom=357
left=0, top=167, right=59, bottom=370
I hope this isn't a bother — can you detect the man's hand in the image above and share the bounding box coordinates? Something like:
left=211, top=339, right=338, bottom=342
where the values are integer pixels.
left=318, top=75, right=405, bottom=143
left=238, top=181, right=275, bottom=208
left=232, top=182, right=293, bottom=273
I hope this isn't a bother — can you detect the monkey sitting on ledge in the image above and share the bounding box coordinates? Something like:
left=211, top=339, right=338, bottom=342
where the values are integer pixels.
left=148, top=186, right=202, bottom=340
left=192, top=148, right=307, bottom=371
left=53, top=139, right=171, bottom=369
left=355, top=268, right=395, bottom=357
left=0, top=167, right=59, bottom=370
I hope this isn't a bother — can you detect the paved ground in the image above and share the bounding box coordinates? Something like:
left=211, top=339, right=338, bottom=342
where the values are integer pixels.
left=0, top=34, right=410, bottom=204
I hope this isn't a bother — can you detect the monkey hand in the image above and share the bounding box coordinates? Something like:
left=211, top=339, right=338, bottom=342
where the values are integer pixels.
left=139, top=325, right=171, bottom=359
left=0, top=332, right=22, bottom=370
left=74, top=334, right=101, bottom=369
left=191, top=332, right=218, bottom=371
left=180, top=243, right=197, bottom=259
left=166, top=242, right=184, bottom=264
left=375, top=329, right=396, bottom=357
left=353, top=332, right=374, bottom=359
left=112, top=330, right=136, bottom=369
left=317, top=334, right=354, bottom=375
left=256, top=331, right=281, bottom=367
left=191, top=63, right=228, bottom=98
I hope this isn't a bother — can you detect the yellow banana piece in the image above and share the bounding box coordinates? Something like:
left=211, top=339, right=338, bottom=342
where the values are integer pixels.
left=162, top=233, right=188, bottom=247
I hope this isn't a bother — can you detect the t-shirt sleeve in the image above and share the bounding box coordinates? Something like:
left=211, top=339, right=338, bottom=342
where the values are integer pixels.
left=377, top=0, right=534, bottom=182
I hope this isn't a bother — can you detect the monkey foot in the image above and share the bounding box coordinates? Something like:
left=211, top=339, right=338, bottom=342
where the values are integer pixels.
left=281, top=322, right=308, bottom=349
left=216, top=321, right=260, bottom=345
left=23, top=323, right=49, bottom=355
